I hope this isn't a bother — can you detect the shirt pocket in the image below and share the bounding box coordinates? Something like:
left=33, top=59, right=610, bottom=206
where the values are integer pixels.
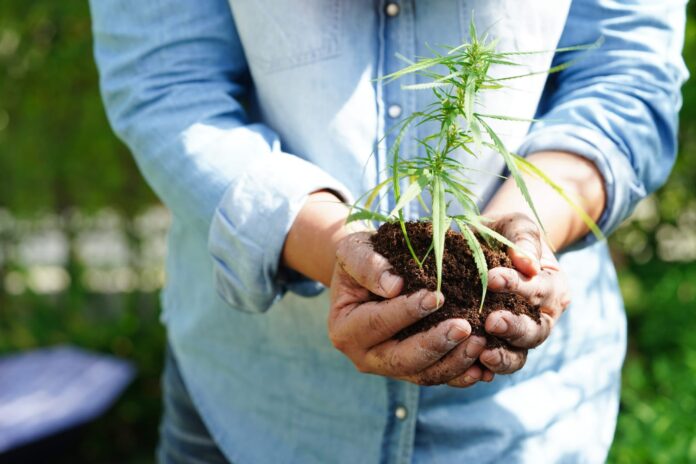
left=229, top=0, right=342, bottom=74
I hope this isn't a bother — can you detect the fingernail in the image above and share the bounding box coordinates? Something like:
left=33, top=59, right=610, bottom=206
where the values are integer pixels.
left=489, top=274, right=505, bottom=289
left=379, top=272, right=401, bottom=294
left=447, top=324, right=469, bottom=343
left=520, top=250, right=540, bottom=272
left=420, top=292, right=443, bottom=312
left=492, top=317, right=508, bottom=334
left=463, top=375, right=476, bottom=384
left=465, top=338, right=484, bottom=358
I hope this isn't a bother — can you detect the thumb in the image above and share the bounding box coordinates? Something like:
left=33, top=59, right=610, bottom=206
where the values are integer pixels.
left=508, top=236, right=541, bottom=277
left=489, top=213, right=542, bottom=277
left=335, top=232, right=404, bottom=298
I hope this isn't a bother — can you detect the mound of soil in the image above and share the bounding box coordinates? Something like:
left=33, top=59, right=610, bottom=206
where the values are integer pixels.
left=370, top=221, right=540, bottom=348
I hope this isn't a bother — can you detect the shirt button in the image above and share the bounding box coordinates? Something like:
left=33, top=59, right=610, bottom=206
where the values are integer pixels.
left=385, top=3, right=400, bottom=17
left=395, top=405, right=408, bottom=420
left=387, top=104, right=402, bottom=119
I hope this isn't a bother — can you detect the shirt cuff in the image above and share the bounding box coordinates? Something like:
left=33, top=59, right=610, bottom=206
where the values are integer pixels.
left=517, top=124, right=646, bottom=248
left=208, top=154, right=353, bottom=313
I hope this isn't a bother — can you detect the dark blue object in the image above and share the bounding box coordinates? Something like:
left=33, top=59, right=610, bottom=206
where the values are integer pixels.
left=0, top=345, right=135, bottom=453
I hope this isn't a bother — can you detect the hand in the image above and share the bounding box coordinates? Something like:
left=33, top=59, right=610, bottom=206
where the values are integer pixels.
left=328, top=232, right=492, bottom=387
left=478, top=213, right=571, bottom=375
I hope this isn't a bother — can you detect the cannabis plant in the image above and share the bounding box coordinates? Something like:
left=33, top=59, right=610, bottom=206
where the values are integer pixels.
left=348, top=22, right=602, bottom=310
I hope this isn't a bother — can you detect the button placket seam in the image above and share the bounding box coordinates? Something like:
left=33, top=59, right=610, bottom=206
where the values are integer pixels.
left=401, top=0, right=417, bottom=221
left=375, top=0, right=389, bottom=216
left=398, top=383, right=420, bottom=464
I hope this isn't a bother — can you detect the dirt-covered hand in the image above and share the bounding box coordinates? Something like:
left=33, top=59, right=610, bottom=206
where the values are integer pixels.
left=480, top=213, right=571, bottom=375
left=328, top=232, right=490, bottom=387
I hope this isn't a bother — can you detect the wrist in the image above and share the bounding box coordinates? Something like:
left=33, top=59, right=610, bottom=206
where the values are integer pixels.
left=282, top=190, right=365, bottom=286
left=484, top=151, right=606, bottom=250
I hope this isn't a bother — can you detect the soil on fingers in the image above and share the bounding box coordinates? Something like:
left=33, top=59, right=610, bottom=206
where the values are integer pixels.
left=370, top=221, right=540, bottom=348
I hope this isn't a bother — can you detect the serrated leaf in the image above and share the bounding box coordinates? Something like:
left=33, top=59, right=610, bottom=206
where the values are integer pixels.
left=499, top=38, right=603, bottom=57
left=346, top=209, right=391, bottom=224
left=470, top=118, right=482, bottom=154
left=513, top=154, right=604, bottom=240
left=468, top=14, right=478, bottom=42
left=478, top=117, right=547, bottom=237
left=476, top=113, right=542, bottom=123
left=431, top=177, right=450, bottom=298
left=402, top=81, right=450, bottom=91
left=389, top=174, right=429, bottom=218
left=384, top=55, right=442, bottom=81
left=464, top=75, right=476, bottom=123
left=364, top=177, right=393, bottom=211
left=442, top=177, right=479, bottom=215
left=455, top=219, right=488, bottom=312
left=456, top=214, right=522, bottom=255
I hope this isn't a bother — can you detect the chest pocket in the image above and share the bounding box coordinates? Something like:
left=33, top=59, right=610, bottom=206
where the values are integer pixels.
left=229, top=0, right=342, bottom=74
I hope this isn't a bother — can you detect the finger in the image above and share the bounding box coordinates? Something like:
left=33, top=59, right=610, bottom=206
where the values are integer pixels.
left=485, top=310, right=554, bottom=349
left=364, top=319, right=471, bottom=377
left=446, top=362, right=484, bottom=388
left=335, top=232, right=403, bottom=298
left=479, top=347, right=528, bottom=374
left=489, top=213, right=542, bottom=276
left=488, top=267, right=555, bottom=307
left=410, top=335, right=487, bottom=386
left=488, top=266, right=570, bottom=317
left=481, top=369, right=495, bottom=383
left=332, top=289, right=444, bottom=349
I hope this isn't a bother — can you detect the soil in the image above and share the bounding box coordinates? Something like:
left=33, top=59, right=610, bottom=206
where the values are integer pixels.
left=370, top=221, right=540, bottom=348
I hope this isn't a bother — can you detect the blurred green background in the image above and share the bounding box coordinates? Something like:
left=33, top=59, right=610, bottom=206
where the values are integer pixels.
left=1, top=2, right=695, bottom=463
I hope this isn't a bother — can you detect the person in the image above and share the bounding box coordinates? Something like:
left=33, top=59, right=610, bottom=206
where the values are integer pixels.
left=89, top=0, right=687, bottom=462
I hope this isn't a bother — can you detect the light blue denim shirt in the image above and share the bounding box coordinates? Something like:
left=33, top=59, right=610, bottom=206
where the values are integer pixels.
left=90, top=0, right=687, bottom=462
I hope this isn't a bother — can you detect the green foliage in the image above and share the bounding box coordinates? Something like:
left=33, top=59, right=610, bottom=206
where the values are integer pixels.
left=0, top=0, right=157, bottom=216
left=0, top=289, right=165, bottom=463
left=607, top=262, right=696, bottom=464
left=348, top=23, right=601, bottom=307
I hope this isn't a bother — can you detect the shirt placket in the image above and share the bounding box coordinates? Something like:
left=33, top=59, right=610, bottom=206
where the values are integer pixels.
left=378, top=1, right=421, bottom=463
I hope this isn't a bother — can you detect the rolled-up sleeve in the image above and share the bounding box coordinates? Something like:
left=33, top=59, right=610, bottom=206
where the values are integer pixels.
left=518, top=0, right=689, bottom=245
left=90, top=0, right=350, bottom=313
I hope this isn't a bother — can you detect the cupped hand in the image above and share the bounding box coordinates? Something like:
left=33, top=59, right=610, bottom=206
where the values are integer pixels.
left=479, top=213, right=571, bottom=375
left=328, top=232, right=492, bottom=387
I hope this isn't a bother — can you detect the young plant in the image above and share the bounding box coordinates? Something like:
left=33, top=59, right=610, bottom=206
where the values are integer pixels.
left=348, top=21, right=603, bottom=311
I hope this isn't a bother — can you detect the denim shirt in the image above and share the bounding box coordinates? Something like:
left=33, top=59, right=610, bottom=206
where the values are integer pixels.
left=90, top=0, right=687, bottom=462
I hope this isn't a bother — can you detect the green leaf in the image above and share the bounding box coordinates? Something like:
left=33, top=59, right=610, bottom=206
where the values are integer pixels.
left=384, top=55, right=442, bottom=82
left=346, top=208, right=391, bottom=224
left=455, top=218, right=488, bottom=312
left=364, top=177, right=393, bottom=211
left=499, top=38, right=603, bottom=57
left=496, top=38, right=604, bottom=82
left=464, top=75, right=476, bottom=123
left=478, top=117, right=547, bottom=236
left=468, top=14, right=478, bottom=43
left=513, top=154, right=604, bottom=240
left=402, top=81, right=451, bottom=91
left=431, top=177, right=450, bottom=297
left=476, top=113, right=543, bottom=123
left=442, top=177, right=480, bottom=215
left=456, top=214, right=520, bottom=253
left=470, top=117, right=483, bottom=154
left=389, top=174, right=429, bottom=218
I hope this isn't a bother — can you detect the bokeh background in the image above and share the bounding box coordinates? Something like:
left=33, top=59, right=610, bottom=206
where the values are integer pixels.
left=1, top=2, right=695, bottom=463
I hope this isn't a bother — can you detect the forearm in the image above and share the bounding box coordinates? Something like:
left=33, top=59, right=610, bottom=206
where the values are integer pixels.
left=282, top=191, right=363, bottom=287
left=484, top=151, right=606, bottom=251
